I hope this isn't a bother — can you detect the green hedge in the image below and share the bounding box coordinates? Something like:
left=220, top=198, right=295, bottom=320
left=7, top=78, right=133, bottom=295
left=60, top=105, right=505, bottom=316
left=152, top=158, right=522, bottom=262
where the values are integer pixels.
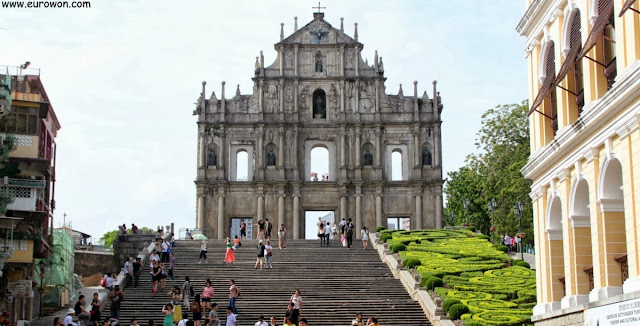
left=449, top=303, right=469, bottom=320
left=443, top=299, right=461, bottom=313
left=380, top=233, right=392, bottom=243
left=421, top=276, right=443, bottom=290
left=375, top=226, right=387, bottom=232
left=403, top=258, right=422, bottom=269
left=390, top=243, right=406, bottom=253
left=513, top=260, right=531, bottom=269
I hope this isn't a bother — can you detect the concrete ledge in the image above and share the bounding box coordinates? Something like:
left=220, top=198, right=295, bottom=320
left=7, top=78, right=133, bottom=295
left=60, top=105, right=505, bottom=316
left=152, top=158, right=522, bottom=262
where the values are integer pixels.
left=370, top=233, right=455, bottom=326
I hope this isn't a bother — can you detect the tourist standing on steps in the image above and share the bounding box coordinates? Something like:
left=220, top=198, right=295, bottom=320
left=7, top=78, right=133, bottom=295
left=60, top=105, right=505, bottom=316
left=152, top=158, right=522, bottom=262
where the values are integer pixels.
left=202, top=281, right=214, bottom=312
left=289, top=290, right=302, bottom=322
left=90, top=292, right=101, bottom=324
left=152, top=261, right=161, bottom=292
left=255, top=240, right=266, bottom=269
left=182, top=276, right=193, bottom=310
left=192, top=295, right=202, bottom=326
left=170, top=287, right=183, bottom=323
left=225, top=306, right=237, bottom=326
left=351, top=313, right=364, bottom=326
left=229, top=280, right=239, bottom=315
left=264, top=241, right=273, bottom=268
left=331, top=223, right=338, bottom=239
left=324, top=221, right=331, bottom=246
left=199, top=240, right=208, bottom=264
left=233, top=235, right=241, bottom=249
left=316, top=218, right=325, bottom=247
left=255, top=219, right=266, bottom=239
left=133, top=257, right=141, bottom=288
left=161, top=238, right=171, bottom=263
left=345, top=221, right=355, bottom=249
left=161, top=303, right=174, bottom=326
left=74, top=294, right=90, bottom=326
left=169, top=253, right=176, bottom=280
left=265, top=219, right=272, bottom=240
left=339, top=218, right=347, bottom=236
left=124, top=259, right=132, bottom=288
left=208, top=303, right=220, bottom=326
left=284, top=303, right=298, bottom=326
left=109, top=285, right=123, bottom=321
left=159, top=261, right=167, bottom=291
left=223, top=237, right=235, bottom=263
left=278, top=225, right=286, bottom=249
left=361, top=227, right=369, bottom=249
left=240, top=220, right=247, bottom=239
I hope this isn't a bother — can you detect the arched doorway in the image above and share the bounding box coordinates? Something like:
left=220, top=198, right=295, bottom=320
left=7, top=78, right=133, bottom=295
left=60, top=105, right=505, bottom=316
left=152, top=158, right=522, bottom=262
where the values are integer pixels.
left=546, top=196, right=565, bottom=303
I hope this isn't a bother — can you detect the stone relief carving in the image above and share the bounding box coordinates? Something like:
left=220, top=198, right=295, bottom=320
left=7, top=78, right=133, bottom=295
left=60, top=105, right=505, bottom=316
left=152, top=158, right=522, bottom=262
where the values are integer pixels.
left=249, top=84, right=259, bottom=112
left=208, top=147, right=217, bottom=166
left=285, top=84, right=294, bottom=112
left=265, top=84, right=279, bottom=113
left=329, top=84, right=339, bottom=110
left=285, top=51, right=293, bottom=69
left=345, top=50, right=354, bottom=69
left=299, top=85, right=309, bottom=110
left=359, top=81, right=373, bottom=112
left=301, top=52, right=311, bottom=75
left=309, top=26, right=329, bottom=44
left=422, top=147, right=432, bottom=166
left=267, top=149, right=276, bottom=166
left=345, top=82, right=355, bottom=112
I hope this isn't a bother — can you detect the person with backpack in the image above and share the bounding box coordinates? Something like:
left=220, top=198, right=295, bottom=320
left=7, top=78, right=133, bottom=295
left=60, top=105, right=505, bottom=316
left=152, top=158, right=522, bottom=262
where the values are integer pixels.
left=346, top=219, right=355, bottom=249
left=132, top=258, right=141, bottom=288
left=255, top=240, right=266, bottom=270
left=182, top=276, right=194, bottom=310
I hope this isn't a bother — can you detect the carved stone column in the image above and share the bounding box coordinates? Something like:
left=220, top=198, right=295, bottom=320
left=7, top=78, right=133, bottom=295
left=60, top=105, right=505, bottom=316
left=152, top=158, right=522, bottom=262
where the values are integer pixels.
left=294, top=80, right=299, bottom=113
left=434, top=125, right=441, bottom=167
left=294, top=46, right=299, bottom=76
left=257, top=195, right=265, bottom=224
left=279, top=46, right=284, bottom=76
left=278, top=193, right=285, bottom=230
left=375, top=194, right=383, bottom=228
left=259, top=80, right=264, bottom=113
left=340, top=45, right=345, bottom=76
left=414, top=130, right=420, bottom=168
left=340, top=195, right=347, bottom=223
left=258, top=129, right=264, bottom=169
left=278, top=126, right=285, bottom=168
left=217, top=194, right=225, bottom=239
left=374, top=130, right=382, bottom=167
left=279, top=79, right=284, bottom=114
left=355, top=194, right=362, bottom=237
left=197, top=191, right=205, bottom=229
left=293, top=194, right=300, bottom=239
left=435, top=193, right=443, bottom=229
left=355, top=46, right=360, bottom=76
left=219, top=126, right=226, bottom=170
left=354, top=80, right=360, bottom=113
left=374, top=80, right=380, bottom=112
left=340, top=80, right=345, bottom=113
left=340, top=126, right=346, bottom=168
left=355, top=127, right=361, bottom=167
left=415, top=194, right=423, bottom=229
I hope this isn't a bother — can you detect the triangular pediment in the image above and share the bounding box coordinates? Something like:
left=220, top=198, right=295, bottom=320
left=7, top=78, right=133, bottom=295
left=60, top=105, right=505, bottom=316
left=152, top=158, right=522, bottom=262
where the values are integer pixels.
left=279, top=17, right=360, bottom=46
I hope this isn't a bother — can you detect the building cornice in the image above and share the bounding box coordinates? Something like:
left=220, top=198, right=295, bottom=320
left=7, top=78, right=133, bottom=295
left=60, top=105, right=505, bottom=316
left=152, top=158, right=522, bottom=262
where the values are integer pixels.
left=522, top=60, right=640, bottom=189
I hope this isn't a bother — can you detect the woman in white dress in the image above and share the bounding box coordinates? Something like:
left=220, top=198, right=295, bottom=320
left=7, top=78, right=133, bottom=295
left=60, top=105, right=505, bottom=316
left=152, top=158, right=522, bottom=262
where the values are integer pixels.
left=361, top=227, right=369, bottom=249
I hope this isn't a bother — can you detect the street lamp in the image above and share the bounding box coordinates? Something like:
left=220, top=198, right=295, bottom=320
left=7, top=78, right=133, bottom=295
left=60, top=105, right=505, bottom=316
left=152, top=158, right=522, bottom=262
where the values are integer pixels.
left=449, top=211, right=455, bottom=227
left=513, top=201, right=525, bottom=261
left=463, top=197, right=471, bottom=226
left=38, top=260, right=45, bottom=317
left=488, top=198, right=497, bottom=243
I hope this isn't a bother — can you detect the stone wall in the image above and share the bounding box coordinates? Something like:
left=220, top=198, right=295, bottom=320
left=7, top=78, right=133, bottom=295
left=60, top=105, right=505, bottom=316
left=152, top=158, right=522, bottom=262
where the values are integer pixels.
left=74, top=251, right=114, bottom=277
left=534, top=311, right=584, bottom=326
left=112, top=234, right=155, bottom=270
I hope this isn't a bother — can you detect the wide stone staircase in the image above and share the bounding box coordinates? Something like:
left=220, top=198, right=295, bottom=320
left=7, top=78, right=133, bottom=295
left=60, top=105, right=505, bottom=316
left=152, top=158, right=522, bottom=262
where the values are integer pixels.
left=106, top=239, right=431, bottom=326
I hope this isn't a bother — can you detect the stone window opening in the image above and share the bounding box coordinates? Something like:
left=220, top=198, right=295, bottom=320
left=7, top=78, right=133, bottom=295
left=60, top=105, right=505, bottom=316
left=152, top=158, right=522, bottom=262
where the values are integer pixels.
left=236, top=150, right=249, bottom=181
left=391, top=150, right=404, bottom=181
left=312, top=89, right=326, bottom=119
left=310, top=146, right=329, bottom=181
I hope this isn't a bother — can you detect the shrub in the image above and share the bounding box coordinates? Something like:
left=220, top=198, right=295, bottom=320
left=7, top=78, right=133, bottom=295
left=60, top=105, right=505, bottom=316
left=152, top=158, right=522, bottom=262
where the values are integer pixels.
left=477, top=235, right=489, bottom=240
left=375, top=226, right=387, bottom=232
left=513, top=260, right=530, bottom=269
left=448, top=303, right=469, bottom=320
left=403, top=258, right=422, bottom=269
left=468, top=226, right=476, bottom=232
left=380, top=233, right=392, bottom=243
left=421, top=276, right=443, bottom=290
left=443, top=298, right=461, bottom=313
left=492, top=244, right=508, bottom=253
left=390, top=243, right=406, bottom=253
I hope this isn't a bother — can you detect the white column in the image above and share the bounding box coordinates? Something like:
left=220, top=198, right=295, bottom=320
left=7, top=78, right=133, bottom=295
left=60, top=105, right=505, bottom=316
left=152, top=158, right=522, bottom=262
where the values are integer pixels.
left=294, top=46, right=298, bottom=76
left=434, top=125, right=441, bottom=166
left=340, top=131, right=346, bottom=167
left=414, top=133, right=420, bottom=167
left=355, top=129, right=361, bottom=167
left=375, top=131, right=381, bottom=166
left=340, top=195, right=347, bottom=223
left=375, top=195, right=383, bottom=228
left=257, top=196, right=264, bottom=222
left=415, top=194, right=422, bottom=229
left=278, top=129, right=285, bottom=168
left=278, top=194, right=285, bottom=230
left=217, top=195, right=225, bottom=239
left=355, top=46, right=360, bottom=76
left=293, top=195, right=300, bottom=239
left=279, top=46, right=284, bottom=76
left=199, top=133, right=206, bottom=168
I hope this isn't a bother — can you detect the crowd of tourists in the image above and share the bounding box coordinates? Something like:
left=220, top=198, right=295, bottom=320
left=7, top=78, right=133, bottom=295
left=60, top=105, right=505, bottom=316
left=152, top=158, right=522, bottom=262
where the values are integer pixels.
left=500, top=233, right=522, bottom=253
left=315, top=217, right=369, bottom=250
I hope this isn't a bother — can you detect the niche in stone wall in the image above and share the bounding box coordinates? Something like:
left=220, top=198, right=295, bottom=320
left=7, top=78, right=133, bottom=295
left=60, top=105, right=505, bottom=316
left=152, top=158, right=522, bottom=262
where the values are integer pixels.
left=421, top=142, right=432, bottom=166
left=362, top=142, right=375, bottom=166
left=312, top=89, right=327, bottom=119
left=207, top=144, right=218, bottom=168
left=265, top=143, right=277, bottom=167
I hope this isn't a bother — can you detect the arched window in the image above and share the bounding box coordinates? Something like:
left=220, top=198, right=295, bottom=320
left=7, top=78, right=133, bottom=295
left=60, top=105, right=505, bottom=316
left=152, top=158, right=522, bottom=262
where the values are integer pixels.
left=312, top=89, right=326, bottom=119
left=391, top=150, right=403, bottom=181
left=310, top=146, right=329, bottom=181
left=236, top=150, right=249, bottom=181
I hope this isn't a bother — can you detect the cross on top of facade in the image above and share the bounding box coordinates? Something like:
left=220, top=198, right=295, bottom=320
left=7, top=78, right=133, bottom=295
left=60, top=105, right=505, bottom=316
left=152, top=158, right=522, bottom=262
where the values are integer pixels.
left=312, top=2, right=326, bottom=13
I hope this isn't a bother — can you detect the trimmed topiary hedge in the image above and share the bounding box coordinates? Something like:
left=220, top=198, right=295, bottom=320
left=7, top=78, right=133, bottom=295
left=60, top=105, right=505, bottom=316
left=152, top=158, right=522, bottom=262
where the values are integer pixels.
left=390, top=243, right=406, bottom=253
left=443, top=298, right=461, bottom=313
left=375, top=226, right=387, bottom=232
left=421, top=276, right=443, bottom=290
left=380, top=233, right=392, bottom=243
left=403, top=258, right=422, bottom=269
left=492, top=244, right=509, bottom=253
left=449, top=303, right=469, bottom=320
left=513, top=260, right=531, bottom=269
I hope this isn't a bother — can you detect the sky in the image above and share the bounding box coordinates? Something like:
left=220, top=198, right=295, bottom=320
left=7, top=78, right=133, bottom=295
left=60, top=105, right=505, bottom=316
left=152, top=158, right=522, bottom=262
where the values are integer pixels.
left=1, top=0, right=528, bottom=241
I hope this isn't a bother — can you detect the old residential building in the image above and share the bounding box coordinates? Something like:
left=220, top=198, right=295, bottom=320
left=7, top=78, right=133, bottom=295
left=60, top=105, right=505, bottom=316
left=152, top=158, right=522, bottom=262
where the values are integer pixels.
left=193, top=12, right=444, bottom=239
left=518, top=0, right=640, bottom=324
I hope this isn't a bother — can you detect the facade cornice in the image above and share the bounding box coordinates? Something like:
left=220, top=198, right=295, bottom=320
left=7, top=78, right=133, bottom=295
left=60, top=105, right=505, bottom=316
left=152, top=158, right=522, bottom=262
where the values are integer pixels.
left=522, top=60, right=640, bottom=190
left=518, top=0, right=566, bottom=56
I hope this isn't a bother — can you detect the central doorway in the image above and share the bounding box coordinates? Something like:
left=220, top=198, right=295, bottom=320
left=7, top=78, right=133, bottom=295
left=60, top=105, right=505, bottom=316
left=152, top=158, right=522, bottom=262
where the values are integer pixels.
left=387, top=217, right=411, bottom=230
left=230, top=217, right=253, bottom=239
left=305, top=211, right=335, bottom=239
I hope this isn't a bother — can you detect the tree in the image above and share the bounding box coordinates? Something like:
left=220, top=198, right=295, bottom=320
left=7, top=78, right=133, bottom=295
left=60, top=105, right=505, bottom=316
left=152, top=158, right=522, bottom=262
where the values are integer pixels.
left=444, top=101, right=533, bottom=244
left=100, top=226, right=157, bottom=249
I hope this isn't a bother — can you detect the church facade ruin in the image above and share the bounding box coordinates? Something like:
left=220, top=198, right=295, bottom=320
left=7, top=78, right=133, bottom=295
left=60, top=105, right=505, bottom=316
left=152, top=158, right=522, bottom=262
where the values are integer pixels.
left=193, top=12, right=444, bottom=239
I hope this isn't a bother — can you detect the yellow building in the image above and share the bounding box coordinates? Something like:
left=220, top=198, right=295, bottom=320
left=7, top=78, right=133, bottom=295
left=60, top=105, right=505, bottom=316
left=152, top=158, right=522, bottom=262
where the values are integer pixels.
left=518, top=0, right=640, bottom=324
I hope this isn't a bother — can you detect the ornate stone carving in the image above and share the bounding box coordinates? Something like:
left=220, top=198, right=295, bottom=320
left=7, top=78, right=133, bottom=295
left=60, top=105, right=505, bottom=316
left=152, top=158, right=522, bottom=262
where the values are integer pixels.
left=265, top=84, right=279, bottom=113
left=309, top=26, right=329, bottom=44
left=345, top=50, right=354, bottom=69
left=364, top=149, right=373, bottom=166
left=299, top=85, right=309, bottom=110
left=329, top=84, right=339, bottom=110
left=422, top=147, right=432, bottom=166
left=208, top=147, right=217, bottom=166
left=267, top=149, right=276, bottom=166
left=360, top=81, right=373, bottom=112
left=285, top=51, right=293, bottom=69
left=301, top=52, right=311, bottom=75
left=285, top=84, right=294, bottom=112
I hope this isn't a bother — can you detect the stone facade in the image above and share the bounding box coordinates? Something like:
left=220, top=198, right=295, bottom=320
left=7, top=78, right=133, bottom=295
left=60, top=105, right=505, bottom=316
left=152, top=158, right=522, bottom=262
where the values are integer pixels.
left=74, top=251, right=115, bottom=278
left=194, top=12, right=444, bottom=239
left=112, top=234, right=155, bottom=270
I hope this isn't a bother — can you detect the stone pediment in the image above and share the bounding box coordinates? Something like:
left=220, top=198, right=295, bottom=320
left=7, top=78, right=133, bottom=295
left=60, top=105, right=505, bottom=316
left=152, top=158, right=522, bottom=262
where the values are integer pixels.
left=279, top=17, right=360, bottom=46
